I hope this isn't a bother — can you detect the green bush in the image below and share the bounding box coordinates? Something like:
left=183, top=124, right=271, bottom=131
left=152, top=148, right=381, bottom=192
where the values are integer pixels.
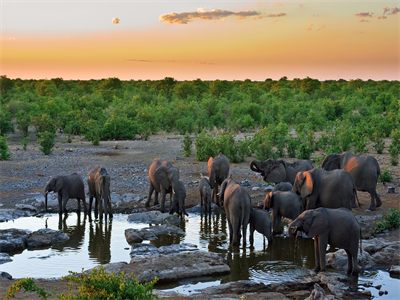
left=5, top=267, right=157, bottom=300
left=182, top=134, right=192, bottom=157
left=375, top=209, right=400, bottom=233
left=255, top=142, right=274, bottom=160
left=31, top=114, right=57, bottom=134
left=354, top=136, right=367, bottom=154
left=38, top=131, right=55, bottom=155
left=297, top=142, right=312, bottom=160
left=287, top=138, right=297, bottom=158
left=389, top=129, right=400, bottom=166
left=195, top=131, right=217, bottom=161
left=379, top=169, right=393, bottom=183
left=0, top=108, right=14, bottom=136
left=372, top=131, right=385, bottom=154
left=85, top=120, right=101, bottom=146
left=0, top=136, right=11, bottom=160
left=22, top=137, right=29, bottom=150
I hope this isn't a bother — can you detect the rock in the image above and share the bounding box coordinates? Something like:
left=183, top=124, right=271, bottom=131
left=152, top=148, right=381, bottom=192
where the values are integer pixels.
left=389, top=266, right=400, bottom=278
left=387, top=187, right=395, bottom=193
left=362, top=238, right=386, bottom=254
left=305, top=283, right=335, bottom=300
left=123, top=250, right=229, bottom=282
left=15, top=204, right=37, bottom=212
left=186, top=203, right=219, bottom=214
left=0, top=229, right=31, bottom=253
left=251, top=186, right=260, bottom=191
left=124, top=229, right=144, bottom=244
left=0, top=209, right=34, bottom=222
left=26, top=229, right=69, bottom=249
left=87, top=262, right=128, bottom=275
left=130, top=243, right=198, bottom=260
left=127, top=211, right=181, bottom=225
left=371, top=241, right=400, bottom=267
left=0, top=272, right=12, bottom=280
left=326, top=248, right=374, bottom=270
left=0, top=253, right=12, bottom=264
left=317, top=272, right=350, bottom=298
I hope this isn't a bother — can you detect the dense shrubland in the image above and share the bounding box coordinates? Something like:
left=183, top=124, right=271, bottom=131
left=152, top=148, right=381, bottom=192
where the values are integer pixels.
left=0, top=76, right=399, bottom=163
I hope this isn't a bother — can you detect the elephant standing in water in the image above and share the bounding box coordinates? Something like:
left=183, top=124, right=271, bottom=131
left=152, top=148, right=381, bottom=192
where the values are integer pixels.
left=292, top=168, right=357, bottom=210
left=220, top=177, right=251, bottom=247
left=322, top=152, right=382, bottom=211
left=250, top=159, right=313, bottom=184
left=199, top=176, right=212, bottom=213
left=169, top=180, right=188, bottom=217
left=208, top=154, right=230, bottom=206
left=288, top=207, right=361, bottom=275
left=249, top=208, right=272, bottom=247
left=87, top=166, right=112, bottom=220
left=146, top=158, right=180, bottom=212
left=45, top=173, right=87, bottom=215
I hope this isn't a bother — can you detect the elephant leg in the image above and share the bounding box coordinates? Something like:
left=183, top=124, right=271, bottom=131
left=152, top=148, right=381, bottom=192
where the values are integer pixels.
left=88, top=195, right=93, bottom=215
left=345, top=249, right=353, bottom=275
left=319, top=235, right=328, bottom=271
left=232, top=217, right=241, bottom=246
left=242, top=222, right=248, bottom=247
left=249, top=224, right=254, bottom=246
left=373, top=190, right=382, bottom=208
left=227, top=219, right=233, bottom=244
left=212, top=188, right=217, bottom=205
left=99, top=196, right=104, bottom=220
left=58, top=193, right=63, bottom=214
left=368, top=191, right=376, bottom=211
left=146, top=185, right=154, bottom=207
left=200, top=191, right=204, bottom=208
left=81, top=197, right=87, bottom=214
left=94, top=196, right=99, bottom=219
left=77, top=198, right=81, bottom=213
left=160, top=190, right=166, bottom=212
left=62, top=196, right=69, bottom=215
left=154, top=191, right=159, bottom=206
left=314, top=237, right=321, bottom=272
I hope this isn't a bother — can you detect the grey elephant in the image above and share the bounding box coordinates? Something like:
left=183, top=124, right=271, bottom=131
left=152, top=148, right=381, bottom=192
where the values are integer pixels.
left=170, top=180, right=188, bottom=217
left=45, top=173, right=87, bottom=214
left=288, top=207, right=361, bottom=275
left=322, top=152, right=381, bottom=211
left=208, top=154, right=230, bottom=206
left=273, top=182, right=293, bottom=191
left=220, top=177, right=251, bottom=247
left=199, top=176, right=212, bottom=213
left=292, top=168, right=356, bottom=211
left=264, top=191, right=301, bottom=234
left=146, top=158, right=179, bottom=212
left=250, top=159, right=313, bottom=184
left=87, top=166, right=112, bottom=220
left=249, top=208, right=272, bottom=247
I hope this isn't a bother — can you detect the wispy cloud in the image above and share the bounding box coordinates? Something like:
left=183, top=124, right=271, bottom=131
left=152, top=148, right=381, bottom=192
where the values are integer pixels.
left=354, top=12, right=373, bottom=18
left=126, top=59, right=216, bottom=65
left=159, top=8, right=285, bottom=24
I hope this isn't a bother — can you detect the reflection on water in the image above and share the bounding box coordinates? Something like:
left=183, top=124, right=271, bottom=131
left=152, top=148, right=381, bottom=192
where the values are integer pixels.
left=0, top=210, right=399, bottom=298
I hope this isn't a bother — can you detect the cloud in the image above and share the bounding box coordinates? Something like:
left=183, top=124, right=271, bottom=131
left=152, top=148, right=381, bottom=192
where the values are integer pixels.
left=159, top=8, right=277, bottom=24
left=112, top=18, right=120, bottom=24
left=360, top=19, right=369, bottom=23
left=266, top=13, right=286, bottom=18
left=354, top=12, right=373, bottom=18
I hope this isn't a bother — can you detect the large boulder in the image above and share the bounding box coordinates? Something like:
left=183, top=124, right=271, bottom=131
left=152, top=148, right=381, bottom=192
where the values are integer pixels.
left=389, top=266, right=400, bottom=278
left=326, top=248, right=374, bottom=271
left=26, top=229, right=69, bottom=249
left=127, top=211, right=180, bottom=225
left=130, top=243, right=198, bottom=259
left=125, top=224, right=184, bottom=244
left=0, top=229, right=31, bottom=253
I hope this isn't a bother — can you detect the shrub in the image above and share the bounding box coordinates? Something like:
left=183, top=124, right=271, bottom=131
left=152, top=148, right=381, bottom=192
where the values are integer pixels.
left=255, top=142, right=274, bottom=160
left=354, top=136, right=367, bottom=154
left=297, top=142, right=312, bottom=160
left=182, top=134, right=192, bottom=157
left=0, top=108, right=14, bottom=136
left=0, top=136, right=11, bottom=160
left=22, top=137, right=29, bottom=150
left=38, top=131, right=55, bottom=155
left=374, top=209, right=400, bottom=233
left=85, top=120, right=100, bottom=146
left=195, top=131, right=217, bottom=161
left=5, top=267, right=157, bottom=300
left=389, top=129, right=400, bottom=166
left=372, top=131, right=385, bottom=154
left=287, top=138, right=297, bottom=158
left=379, top=169, right=393, bottom=183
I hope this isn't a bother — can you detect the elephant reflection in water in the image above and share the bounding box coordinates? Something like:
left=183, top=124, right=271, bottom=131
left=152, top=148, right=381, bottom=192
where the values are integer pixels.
left=224, top=251, right=251, bottom=282
left=88, top=221, right=112, bottom=264
left=53, top=213, right=86, bottom=250
left=199, top=212, right=228, bottom=252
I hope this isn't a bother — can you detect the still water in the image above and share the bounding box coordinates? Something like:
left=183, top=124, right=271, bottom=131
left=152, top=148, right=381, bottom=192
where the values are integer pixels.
left=0, top=212, right=399, bottom=297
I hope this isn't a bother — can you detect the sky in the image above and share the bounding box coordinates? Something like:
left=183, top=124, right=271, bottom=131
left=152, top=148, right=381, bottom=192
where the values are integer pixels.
left=1, top=0, right=399, bottom=81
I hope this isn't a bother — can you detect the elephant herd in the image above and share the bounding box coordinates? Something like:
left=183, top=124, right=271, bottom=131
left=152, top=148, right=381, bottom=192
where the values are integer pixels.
left=44, top=150, right=382, bottom=276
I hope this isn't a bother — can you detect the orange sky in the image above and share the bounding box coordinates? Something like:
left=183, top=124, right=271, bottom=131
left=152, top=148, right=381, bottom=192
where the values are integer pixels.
left=1, top=1, right=399, bottom=80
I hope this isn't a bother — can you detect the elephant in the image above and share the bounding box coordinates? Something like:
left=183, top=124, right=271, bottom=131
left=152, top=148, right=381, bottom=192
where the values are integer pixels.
left=273, top=182, right=293, bottom=192
left=322, top=152, right=382, bottom=211
left=264, top=191, right=301, bottom=234
left=250, top=159, right=313, bottom=184
left=249, top=208, right=272, bottom=247
left=169, top=180, right=188, bottom=217
left=292, top=168, right=356, bottom=211
left=199, top=176, right=212, bottom=213
left=220, top=177, right=251, bottom=247
left=208, top=154, right=230, bottom=206
left=45, top=173, right=87, bottom=214
left=87, top=166, right=112, bottom=220
left=288, top=207, right=361, bottom=275
left=146, top=158, right=180, bottom=212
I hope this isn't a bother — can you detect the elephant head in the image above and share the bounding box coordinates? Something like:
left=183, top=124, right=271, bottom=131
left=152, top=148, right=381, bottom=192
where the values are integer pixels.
left=250, top=159, right=286, bottom=183
left=321, top=154, right=342, bottom=171
left=263, top=192, right=274, bottom=210
left=154, top=165, right=180, bottom=193
left=219, top=176, right=234, bottom=205
left=288, top=209, right=329, bottom=238
left=292, top=171, right=314, bottom=209
left=45, top=176, right=62, bottom=211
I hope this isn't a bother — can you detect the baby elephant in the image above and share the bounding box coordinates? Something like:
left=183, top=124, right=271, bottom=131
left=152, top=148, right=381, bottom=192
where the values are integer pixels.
left=199, top=176, right=212, bottom=213
left=170, top=180, right=188, bottom=217
left=288, top=207, right=361, bottom=275
left=273, top=182, right=293, bottom=191
left=249, top=208, right=273, bottom=247
left=264, top=191, right=301, bottom=234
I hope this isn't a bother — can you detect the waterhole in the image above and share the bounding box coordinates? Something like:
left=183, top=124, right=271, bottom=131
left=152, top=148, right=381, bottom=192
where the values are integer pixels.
left=0, top=212, right=399, bottom=297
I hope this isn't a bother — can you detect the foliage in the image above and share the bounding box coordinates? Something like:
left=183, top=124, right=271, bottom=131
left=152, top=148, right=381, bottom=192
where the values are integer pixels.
left=372, top=131, right=385, bottom=154
left=287, top=137, right=298, bottom=158
left=0, top=108, right=14, bottom=136
left=38, top=131, right=55, bottom=155
left=195, top=131, right=217, bottom=161
left=0, top=136, right=11, bottom=160
left=5, top=267, right=157, bottom=300
left=374, top=209, right=400, bottom=234
left=389, top=129, right=400, bottom=166
left=22, top=137, right=29, bottom=150
left=182, top=134, right=192, bottom=157
left=379, top=169, right=393, bottom=183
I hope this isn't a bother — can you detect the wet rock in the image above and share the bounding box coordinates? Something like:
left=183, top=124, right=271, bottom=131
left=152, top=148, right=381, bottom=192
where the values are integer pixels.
left=130, top=243, right=198, bottom=259
left=389, top=266, right=400, bottom=278
left=317, top=272, right=349, bottom=298
left=362, top=238, right=386, bottom=254
left=125, top=224, right=184, bottom=244
left=0, top=229, right=31, bottom=253
left=0, top=209, right=34, bottom=222
left=123, top=250, right=229, bottom=282
left=15, top=204, right=37, bottom=212
left=87, top=262, right=128, bottom=275
left=127, top=210, right=180, bottom=225
left=186, top=203, right=219, bottom=214
left=305, top=283, right=335, bottom=300
left=371, top=242, right=400, bottom=267
left=26, top=229, right=69, bottom=249
left=0, top=272, right=12, bottom=280
left=0, top=253, right=12, bottom=264
left=326, top=248, right=374, bottom=271
left=124, top=229, right=144, bottom=244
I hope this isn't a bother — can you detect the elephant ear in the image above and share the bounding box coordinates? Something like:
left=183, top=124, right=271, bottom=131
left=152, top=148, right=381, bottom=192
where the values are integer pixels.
left=321, top=154, right=341, bottom=170
left=307, top=209, right=329, bottom=237
left=154, top=166, right=171, bottom=190
left=300, top=172, right=313, bottom=199
left=264, top=192, right=273, bottom=209
left=207, top=157, right=214, bottom=175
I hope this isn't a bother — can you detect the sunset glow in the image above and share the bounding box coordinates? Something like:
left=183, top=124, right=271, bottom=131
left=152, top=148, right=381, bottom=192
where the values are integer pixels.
left=1, top=0, right=399, bottom=80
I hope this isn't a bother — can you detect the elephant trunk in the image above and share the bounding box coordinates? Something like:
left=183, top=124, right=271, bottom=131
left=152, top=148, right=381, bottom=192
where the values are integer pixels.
left=250, top=160, right=262, bottom=173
